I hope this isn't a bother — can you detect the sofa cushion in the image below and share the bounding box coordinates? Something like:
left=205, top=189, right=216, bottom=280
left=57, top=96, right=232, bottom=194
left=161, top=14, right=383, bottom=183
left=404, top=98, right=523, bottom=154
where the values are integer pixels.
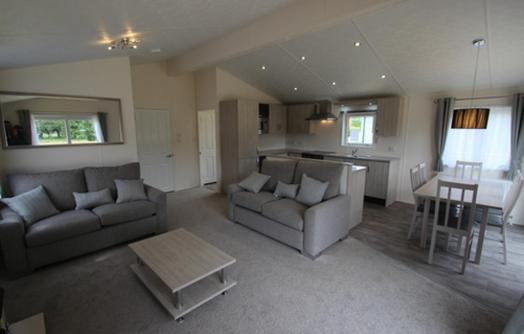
left=73, top=188, right=114, bottom=210
left=115, top=179, right=147, bottom=203
left=7, top=168, right=86, bottom=211
left=92, top=200, right=156, bottom=226
left=261, top=159, right=298, bottom=191
left=273, top=181, right=299, bottom=199
left=262, top=199, right=307, bottom=231
left=232, top=191, right=277, bottom=213
left=293, top=160, right=343, bottom=200
left=296, top=174, right=329, bottom=207
left=2, top=185, right=59, bottom=225
left=25, top=210, right=101, bottom=247
left=238, top=172, right=271, bottom=193
left=84, top=163, right=140, bottom=199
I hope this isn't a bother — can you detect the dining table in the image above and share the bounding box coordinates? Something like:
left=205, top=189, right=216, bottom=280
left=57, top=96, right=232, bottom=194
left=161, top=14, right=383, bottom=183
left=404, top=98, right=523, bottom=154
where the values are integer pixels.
left=414, top=174, right=512, bottom=264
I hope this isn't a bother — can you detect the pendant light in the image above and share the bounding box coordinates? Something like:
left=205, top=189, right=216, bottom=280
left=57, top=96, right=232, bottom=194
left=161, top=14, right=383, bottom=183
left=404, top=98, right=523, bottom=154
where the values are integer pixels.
left=452, top=38, right=490, bottom=129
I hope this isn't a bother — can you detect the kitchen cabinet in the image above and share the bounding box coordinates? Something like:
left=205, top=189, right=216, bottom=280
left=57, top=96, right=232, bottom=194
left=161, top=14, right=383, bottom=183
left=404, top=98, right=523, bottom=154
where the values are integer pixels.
left=376, top=97, right=400, bottom=137
left=268, top=104, right=286, bottom=134
left=286, top=104, right=314, bottom=134
left=219, top=99, right=259, bottom=193
left=324, top=155, right=398, bottom=206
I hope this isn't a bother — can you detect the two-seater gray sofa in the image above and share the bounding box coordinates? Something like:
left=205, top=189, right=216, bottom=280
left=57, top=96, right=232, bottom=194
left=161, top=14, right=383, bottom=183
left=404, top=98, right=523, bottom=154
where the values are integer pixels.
left=0, top=162, right=166, bottom=277
left=228, top=157, right=356, bottom=258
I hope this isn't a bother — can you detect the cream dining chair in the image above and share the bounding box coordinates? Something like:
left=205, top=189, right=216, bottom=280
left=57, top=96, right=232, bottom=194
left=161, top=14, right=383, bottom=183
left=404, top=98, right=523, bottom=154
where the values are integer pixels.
left=407, top=163, right=428, bottom=240
left=428, top=180, right=478, bottom=274
left=474, top=170, right=524, bottom=264
left=455, top=160, right=483, bottom=181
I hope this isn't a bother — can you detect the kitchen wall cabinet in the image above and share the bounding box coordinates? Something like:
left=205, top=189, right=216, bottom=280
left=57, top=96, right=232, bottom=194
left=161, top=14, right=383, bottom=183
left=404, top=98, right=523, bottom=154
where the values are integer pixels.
left=219, top=99, right=259, bottom=193
left=286, top=104, right=314, bottom=134
left=376, top=97, right=400, bottom=137
left=268, top=104, right=286, bottom=135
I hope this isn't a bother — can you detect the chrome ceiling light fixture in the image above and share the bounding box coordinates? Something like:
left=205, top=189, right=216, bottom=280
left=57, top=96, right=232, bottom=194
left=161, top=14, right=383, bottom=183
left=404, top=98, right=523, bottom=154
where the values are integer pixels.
left=107, top=37, right=141, bottom=51
left=452, top=38, right=490, bottom=129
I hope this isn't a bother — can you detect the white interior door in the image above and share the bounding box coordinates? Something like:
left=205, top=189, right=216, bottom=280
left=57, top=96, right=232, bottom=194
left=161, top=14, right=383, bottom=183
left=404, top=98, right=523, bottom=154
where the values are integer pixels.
left=136, top=109, right=175, bottom=192
left=198, top=110, right=217, bottom=185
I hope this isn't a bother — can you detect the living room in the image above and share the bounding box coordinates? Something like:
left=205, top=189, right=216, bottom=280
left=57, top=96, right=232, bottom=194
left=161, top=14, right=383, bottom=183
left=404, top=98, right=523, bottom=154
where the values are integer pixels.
left=0, top=0, right=523, bottom=333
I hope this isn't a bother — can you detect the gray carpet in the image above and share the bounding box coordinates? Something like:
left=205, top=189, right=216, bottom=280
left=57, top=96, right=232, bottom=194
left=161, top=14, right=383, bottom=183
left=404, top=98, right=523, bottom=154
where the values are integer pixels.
left=2, top=188, right=505, bottom=333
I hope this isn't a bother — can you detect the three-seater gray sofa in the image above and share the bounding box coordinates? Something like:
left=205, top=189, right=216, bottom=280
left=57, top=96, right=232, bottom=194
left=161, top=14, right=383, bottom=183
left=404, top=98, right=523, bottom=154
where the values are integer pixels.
left=228, top=158, right=354, bottom=258
left=0, top=162, right=167, bottom=277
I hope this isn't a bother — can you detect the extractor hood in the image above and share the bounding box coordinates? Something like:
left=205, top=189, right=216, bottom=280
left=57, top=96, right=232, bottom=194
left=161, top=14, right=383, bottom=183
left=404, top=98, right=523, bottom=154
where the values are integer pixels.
left=306, top=100, right=337, bottom=121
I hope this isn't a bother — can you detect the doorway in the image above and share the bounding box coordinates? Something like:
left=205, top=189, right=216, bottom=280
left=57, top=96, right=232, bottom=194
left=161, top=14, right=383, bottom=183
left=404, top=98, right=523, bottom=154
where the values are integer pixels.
left=197, top=110, right=217, bottom=186
left=135, top=108, right=175, bottom=192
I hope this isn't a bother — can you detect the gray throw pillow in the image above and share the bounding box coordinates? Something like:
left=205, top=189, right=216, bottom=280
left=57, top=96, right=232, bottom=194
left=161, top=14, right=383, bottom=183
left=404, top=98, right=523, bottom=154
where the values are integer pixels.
left=1, top=185, right=59, bottom=225
left=238, top=172, right=271, bottom=193
left=273, top=181, right=299, bottom=199
left=296, top=174, right=329, bottom=207
left=73, top=188, right=114, bottom=210
left=115, top=179, right=147, bottom=204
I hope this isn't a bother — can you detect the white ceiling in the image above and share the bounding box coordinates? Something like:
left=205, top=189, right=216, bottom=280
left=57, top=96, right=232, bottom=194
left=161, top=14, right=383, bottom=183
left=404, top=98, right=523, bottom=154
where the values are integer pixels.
left=219, top=0, right=524, bottom=102
left=0, top=0, right=294, bottom=68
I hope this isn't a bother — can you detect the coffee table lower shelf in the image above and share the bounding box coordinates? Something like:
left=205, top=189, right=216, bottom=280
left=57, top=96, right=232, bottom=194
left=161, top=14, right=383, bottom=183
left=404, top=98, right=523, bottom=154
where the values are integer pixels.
left=131, top=264, right=237, bottom=321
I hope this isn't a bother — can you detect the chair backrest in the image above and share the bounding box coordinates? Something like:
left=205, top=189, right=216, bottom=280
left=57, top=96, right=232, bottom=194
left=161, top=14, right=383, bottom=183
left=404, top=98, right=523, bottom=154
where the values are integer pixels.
left=419, top=162, right=428, bottom=183
left=434, top=180, right=478, bottom=231
left=503, top=170, right=524, bottom=222
left=455, top=160, right=483, bottom=181
left=410, top=164, right=425, bottom=192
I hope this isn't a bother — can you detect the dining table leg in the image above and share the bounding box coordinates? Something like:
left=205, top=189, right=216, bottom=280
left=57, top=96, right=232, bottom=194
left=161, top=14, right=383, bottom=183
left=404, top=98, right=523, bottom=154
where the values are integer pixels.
left=420, top=198, right=431, bottom=248
left=474, top=207, right=489, bottom=264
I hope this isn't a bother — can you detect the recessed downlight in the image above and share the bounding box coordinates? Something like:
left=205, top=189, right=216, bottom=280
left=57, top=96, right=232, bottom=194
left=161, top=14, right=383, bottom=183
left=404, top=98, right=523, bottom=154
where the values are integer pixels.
left=354, top=42, right=361, bottom=47
left=293, top=87, right=298, bottom=91
left=300, top=56, right=306, bottom=61
left=331, top=82, right=337, bottom=86
left=380, top=74, right=387, bottom=79
left=261, top=65, right=267, bottom=70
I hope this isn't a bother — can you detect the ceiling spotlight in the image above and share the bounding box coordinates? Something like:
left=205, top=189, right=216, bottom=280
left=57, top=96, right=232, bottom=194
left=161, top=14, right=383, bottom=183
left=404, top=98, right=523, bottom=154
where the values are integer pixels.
left=261, top=65, right=267, bottom=70
left=380, top=74, right=387, bottom=79
left=293, top=87, right=298, bottom=91
left=300, top=56, right=306, bottom=61
left=354, top=42, right=361, bottom=47
left=107, top=37, right=141, bottom=51
left=331, top=82, right=337, bottom=86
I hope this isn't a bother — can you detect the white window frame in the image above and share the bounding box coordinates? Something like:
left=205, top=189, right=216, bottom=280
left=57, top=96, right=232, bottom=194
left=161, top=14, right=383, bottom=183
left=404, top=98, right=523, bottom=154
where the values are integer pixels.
left=32, top=113, right=103, bottom=145
left=340, top=111, right=376, bottom=147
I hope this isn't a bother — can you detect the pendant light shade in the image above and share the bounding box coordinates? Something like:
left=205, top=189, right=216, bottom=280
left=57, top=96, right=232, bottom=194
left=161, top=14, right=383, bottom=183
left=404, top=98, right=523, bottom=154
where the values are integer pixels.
left=452, top=108, right=489, bottom=129
left=452, top=38, right=490, bottom=129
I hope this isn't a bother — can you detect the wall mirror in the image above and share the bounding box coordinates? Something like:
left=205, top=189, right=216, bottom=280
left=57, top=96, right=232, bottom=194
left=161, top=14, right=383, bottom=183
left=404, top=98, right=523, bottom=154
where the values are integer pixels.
left=0, top=92, right=124, bottom=149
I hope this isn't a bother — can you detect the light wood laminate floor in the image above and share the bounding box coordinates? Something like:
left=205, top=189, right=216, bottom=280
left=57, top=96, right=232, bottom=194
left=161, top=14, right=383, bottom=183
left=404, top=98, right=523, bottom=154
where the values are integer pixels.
left=351, top=202, right=524, bottom=320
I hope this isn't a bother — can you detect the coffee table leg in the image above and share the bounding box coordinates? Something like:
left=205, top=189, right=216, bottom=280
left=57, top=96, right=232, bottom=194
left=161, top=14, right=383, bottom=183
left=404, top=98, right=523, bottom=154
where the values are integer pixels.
left=174, top=291, right=183, bottom=309
left=218, top=269, right=227, bottom=284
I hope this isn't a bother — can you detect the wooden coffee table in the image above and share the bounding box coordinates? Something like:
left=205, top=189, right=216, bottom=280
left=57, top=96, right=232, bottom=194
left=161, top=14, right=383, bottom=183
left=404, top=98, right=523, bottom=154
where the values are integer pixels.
left=129, top=229, right=236, bottom=322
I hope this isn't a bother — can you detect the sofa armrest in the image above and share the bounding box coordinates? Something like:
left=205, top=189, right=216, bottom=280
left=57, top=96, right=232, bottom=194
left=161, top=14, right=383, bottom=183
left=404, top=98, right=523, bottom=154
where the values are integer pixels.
left=303, top=195, right=351, bottom=258
left=0, top=206, right=30, bottom=276
left=145, top=184, right=167, bottom=234
left=227, top=184, right=244, bottom=221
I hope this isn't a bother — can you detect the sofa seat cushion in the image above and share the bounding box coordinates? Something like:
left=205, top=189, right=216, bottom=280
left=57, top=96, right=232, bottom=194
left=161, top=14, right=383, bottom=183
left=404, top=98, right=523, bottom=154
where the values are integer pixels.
left=232, top=191, right=277, bottom=213
left=92, top=200, right=155, bottom=226
left=26, top=210, right=101, bottom=247
left=262, top=199, right=307, bottom=231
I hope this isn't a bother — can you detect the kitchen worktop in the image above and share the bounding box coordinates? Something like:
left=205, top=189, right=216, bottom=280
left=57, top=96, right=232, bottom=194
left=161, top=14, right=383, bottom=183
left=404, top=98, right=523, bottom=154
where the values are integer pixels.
left=258, top=148, right=400, bottom=162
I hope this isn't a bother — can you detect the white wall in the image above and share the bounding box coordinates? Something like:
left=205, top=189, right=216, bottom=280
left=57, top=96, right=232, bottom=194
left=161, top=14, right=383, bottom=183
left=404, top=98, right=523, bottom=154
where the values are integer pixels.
left=131, top=62, right=199, bottom=191
left=0, top=57, right=137, bottom=179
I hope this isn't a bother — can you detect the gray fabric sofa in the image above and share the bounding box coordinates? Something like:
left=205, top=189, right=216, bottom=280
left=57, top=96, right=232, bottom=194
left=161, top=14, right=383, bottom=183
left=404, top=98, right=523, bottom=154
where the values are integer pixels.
left=0, top=163, right=167, bottom=277
left=228, top=158, right=355, bottom=258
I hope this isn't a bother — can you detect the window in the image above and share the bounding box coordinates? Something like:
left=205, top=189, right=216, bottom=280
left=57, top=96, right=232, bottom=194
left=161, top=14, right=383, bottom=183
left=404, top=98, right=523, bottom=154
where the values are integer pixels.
left=31, top=114, right=104, bottom=146
left=442, top=105, right=511, bottom=170
left=341, top=112, right=376, bottom=146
